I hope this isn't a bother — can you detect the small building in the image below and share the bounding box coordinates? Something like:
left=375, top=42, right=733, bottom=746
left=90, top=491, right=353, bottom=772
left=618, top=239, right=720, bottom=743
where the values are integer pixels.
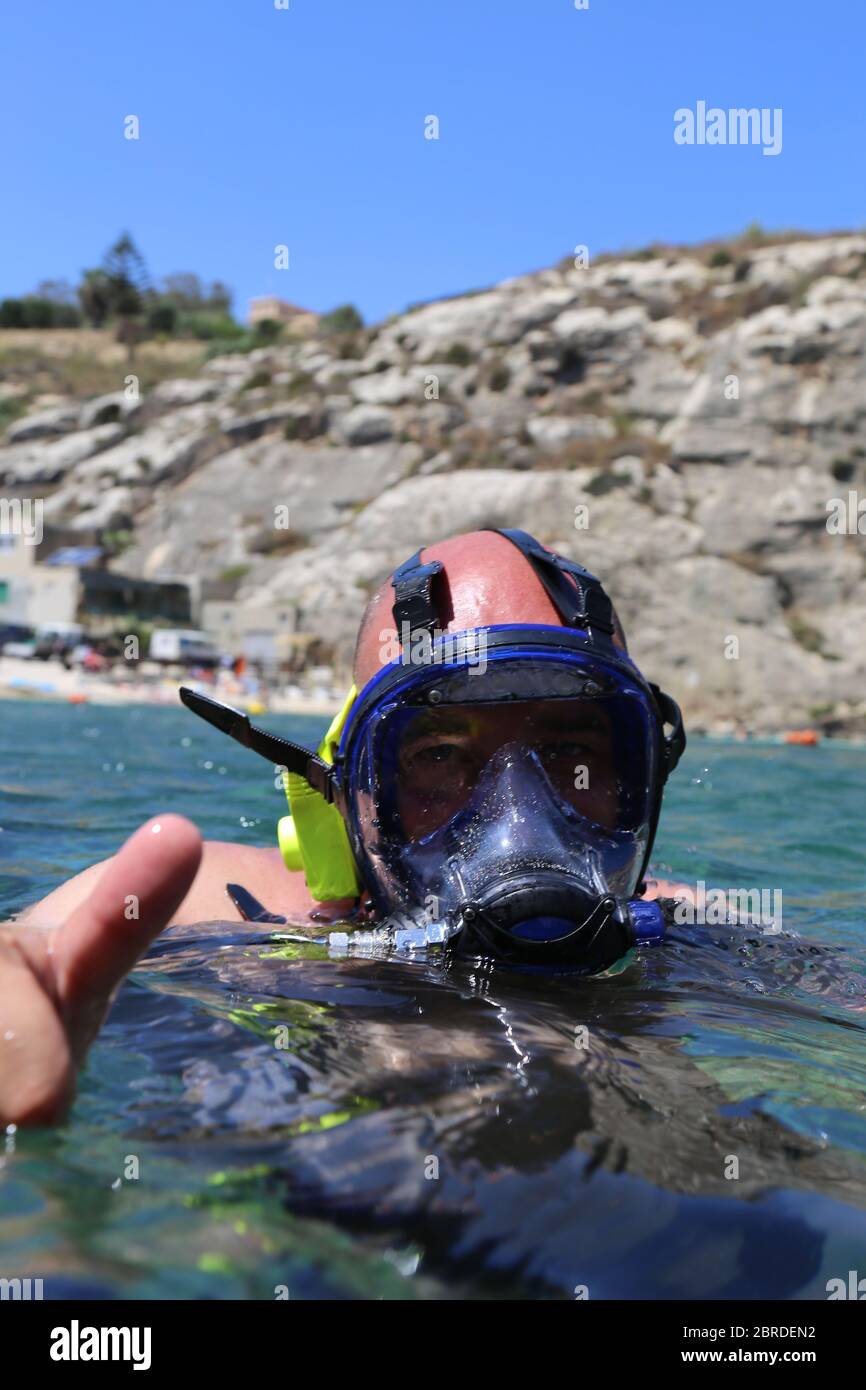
left=0, top=532, right=193, bottom=633
left=79, top=569, right=192, bottom=629
left=0, top=532, right=79, bottom=627
left=201, top=598, right=303, bottom=671
left=247, top=297, right=318, bottom=335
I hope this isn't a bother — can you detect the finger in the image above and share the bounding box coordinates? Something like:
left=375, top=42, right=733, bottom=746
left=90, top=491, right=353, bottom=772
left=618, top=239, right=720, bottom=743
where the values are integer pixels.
left=55, top=814, right=202, bottom=1038
left=0, top=942, right=73, bottom=1126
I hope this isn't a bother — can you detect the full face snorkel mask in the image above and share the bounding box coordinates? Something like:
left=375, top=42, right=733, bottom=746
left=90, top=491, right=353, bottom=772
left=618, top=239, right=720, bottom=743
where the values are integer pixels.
left=180, top=528, right=685, bottom=970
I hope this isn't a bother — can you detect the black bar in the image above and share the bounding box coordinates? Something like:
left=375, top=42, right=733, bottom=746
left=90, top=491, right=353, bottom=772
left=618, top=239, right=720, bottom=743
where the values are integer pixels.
left=5, top=1297, right=861, bottom=1373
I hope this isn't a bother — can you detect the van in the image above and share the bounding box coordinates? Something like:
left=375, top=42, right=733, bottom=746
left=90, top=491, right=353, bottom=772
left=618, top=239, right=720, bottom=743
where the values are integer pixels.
left=148, top=629, right=221, bottom=667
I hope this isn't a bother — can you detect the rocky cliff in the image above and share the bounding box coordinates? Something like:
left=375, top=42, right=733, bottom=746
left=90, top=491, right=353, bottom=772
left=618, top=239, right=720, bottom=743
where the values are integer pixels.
left=3, top=231, right=866, bottom=734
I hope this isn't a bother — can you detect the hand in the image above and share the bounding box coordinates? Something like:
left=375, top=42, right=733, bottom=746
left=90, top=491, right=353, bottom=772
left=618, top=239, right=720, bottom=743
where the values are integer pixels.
left=641, top=877, right=696, bottom=903
left=0, top=815, right=202, bottom=1127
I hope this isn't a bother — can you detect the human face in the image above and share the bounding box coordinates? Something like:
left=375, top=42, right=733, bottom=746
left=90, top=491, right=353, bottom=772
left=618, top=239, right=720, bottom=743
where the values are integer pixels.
left=395, top=699, right=618, bottom=840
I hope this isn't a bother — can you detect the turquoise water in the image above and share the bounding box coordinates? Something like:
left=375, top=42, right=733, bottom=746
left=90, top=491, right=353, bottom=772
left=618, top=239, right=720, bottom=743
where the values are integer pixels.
left=2, top=698, right=866, bottom=1299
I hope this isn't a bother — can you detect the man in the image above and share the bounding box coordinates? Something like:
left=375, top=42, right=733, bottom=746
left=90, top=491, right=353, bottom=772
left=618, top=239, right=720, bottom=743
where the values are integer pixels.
left=0, top=529, right=688, bottom=1125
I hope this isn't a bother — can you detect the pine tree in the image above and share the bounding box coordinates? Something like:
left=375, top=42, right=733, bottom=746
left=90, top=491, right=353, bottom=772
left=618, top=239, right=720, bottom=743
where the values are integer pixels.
left=101, top=232, right=152, bottom=359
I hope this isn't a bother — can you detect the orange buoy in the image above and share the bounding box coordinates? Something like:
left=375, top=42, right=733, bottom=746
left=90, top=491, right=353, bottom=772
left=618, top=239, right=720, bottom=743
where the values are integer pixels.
left=68, top=693, right=89, bottom=705
left=784, top=728, right=820, bottom=746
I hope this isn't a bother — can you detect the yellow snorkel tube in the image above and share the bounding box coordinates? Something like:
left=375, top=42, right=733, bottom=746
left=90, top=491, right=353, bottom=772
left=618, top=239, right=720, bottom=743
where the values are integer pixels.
left=277, top=686, right=361, bottom=902
left=178, top=683, right=362, bottom=907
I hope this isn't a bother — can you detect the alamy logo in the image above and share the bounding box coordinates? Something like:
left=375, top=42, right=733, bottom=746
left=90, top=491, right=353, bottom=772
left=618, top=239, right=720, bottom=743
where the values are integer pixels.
left=826, top=491, right=866, bottom=535
left=50, top=1320, right=152, bottom=1371
left=0, top=496, right=43, bottom=545
left=674, top=881, right=782, bottom=928
left=0, top=1277, right=43, bottom=1299
left=378, top=623, right=488, bottom=674
left=827, top=1271, right=866, bottom=1299
left=674, top=102, right=782, bottom=156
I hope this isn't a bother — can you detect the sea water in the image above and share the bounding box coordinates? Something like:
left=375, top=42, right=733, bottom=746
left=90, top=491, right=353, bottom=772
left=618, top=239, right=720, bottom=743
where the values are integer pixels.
left=1, top=698, right=866, bottom=1299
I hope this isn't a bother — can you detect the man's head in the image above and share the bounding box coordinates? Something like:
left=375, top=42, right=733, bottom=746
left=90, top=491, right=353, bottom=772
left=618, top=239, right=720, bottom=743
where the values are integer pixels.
left=350, top=531, right=629, bottom=844
left=326, top=527, right=687, bottom=965
left=354, top=530, right=628, bottom=689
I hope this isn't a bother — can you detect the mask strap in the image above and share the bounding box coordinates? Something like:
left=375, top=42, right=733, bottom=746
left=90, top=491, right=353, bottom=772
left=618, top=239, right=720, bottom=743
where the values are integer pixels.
left=649, top=683, right=687, bottom=777
left=487, top=528, right=616, bottom=640
left=391, top=549, right=445, bottom=637
left=389, top=532, right=615, bottom=643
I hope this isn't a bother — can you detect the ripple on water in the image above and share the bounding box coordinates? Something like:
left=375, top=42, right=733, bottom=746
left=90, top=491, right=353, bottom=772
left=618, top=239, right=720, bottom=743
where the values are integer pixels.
left=2, top=703, right=866, bottom=1297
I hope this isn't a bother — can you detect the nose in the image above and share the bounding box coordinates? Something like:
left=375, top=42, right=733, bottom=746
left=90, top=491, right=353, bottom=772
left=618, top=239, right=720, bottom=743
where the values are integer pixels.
left=443, top=742, right=566, bottom=860
left=470, top=741, right=561, bottom=812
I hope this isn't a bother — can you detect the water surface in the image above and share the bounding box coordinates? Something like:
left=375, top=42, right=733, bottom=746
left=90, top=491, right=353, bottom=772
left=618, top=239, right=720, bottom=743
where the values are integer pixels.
left=1, top=699, right=866, bottom=1299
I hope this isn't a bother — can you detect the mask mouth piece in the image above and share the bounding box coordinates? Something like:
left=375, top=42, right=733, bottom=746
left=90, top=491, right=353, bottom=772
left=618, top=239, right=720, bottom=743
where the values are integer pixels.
left=454, top=871, right=623, bottom=966
left=510, top=915, right=580, bottom=942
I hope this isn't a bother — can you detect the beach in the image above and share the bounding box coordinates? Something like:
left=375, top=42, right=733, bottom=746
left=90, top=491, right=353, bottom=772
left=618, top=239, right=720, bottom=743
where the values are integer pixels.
left=0, top=653, right=340, bottom=716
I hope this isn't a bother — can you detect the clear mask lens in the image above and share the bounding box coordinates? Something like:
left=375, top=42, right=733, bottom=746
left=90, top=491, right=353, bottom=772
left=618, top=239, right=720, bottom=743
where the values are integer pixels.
left=394, top=695, right=629, bottom=839
left=347, top=653, right=659, bottom=916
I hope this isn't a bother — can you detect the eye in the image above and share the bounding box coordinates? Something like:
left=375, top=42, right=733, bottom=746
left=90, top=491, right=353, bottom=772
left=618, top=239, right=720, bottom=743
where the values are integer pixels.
left=403, top=740, right=470, bottom=771
left=421, top=744, right=458, bottom=766
left=538, top=740, right=594, bottom=765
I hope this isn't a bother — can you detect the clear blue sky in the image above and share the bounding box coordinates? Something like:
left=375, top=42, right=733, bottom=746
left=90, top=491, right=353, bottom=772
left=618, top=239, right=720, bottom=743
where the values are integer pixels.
left=1, top=0, right=863, bottom=325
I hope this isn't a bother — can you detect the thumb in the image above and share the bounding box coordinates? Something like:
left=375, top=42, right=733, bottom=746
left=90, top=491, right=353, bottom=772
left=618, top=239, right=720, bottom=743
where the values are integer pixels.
left=55, top=814, right=202, bottom=1049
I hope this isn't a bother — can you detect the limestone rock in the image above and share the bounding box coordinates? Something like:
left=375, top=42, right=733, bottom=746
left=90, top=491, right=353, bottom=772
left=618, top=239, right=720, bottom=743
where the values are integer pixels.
left=78, top=391, right=143, bottom=430
left=330, top=403, right=395, bottom=446
left=0, top=423, right=126, bottom=487
left=5, top=401, right=79, bottom=443
left=148, top=378, right=223, bottom=409
left=526, top=414, right=614, bottom=452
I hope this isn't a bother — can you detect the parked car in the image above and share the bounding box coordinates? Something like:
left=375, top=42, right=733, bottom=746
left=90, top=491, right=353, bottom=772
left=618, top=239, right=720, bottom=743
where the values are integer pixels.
left=0, top=622, right=35, bottom=655
left=33, top=621, right=86, bottom=660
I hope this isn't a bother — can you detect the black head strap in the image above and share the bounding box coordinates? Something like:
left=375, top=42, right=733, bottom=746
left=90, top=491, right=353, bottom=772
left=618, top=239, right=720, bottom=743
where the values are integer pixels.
left=389, top=531, right=616, bottom=642
left=649, top=682, right=687, bottom=778
left=179, top=687, right=337, bottom=802
left=488, top=528, right=616, bottom=640
left=391, top=549, right=444, bottom=637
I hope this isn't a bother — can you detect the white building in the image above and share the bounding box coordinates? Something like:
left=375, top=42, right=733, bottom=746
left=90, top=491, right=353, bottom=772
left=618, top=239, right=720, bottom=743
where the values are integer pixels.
left=201, top=598, right=305, bottom=669
left=0, top=532, right=79, bottom=628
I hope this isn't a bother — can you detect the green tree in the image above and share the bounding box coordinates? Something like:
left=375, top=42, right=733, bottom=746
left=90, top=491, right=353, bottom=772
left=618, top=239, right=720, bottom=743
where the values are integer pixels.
left=78, top=269, right=114, bottom=328
left=207, top=280, right=233, bottom=315
left=0, top=299, right=25, bottom=328
left=102, top=232, right=150, bottom=296
left=319, top=303, right=364, bottom=335
left=0, top=296, right=80, bottom=328
left=33, top=278, right=78, bottom=306
left=101, top=232, right=152, bottom=360
left=147, top=301, right=178, bottom=335
left=252, top=317, right=282, bottom=345
left=158, top=273, right=237, bottom=337
left=160, top=272, right=203, bottom=307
